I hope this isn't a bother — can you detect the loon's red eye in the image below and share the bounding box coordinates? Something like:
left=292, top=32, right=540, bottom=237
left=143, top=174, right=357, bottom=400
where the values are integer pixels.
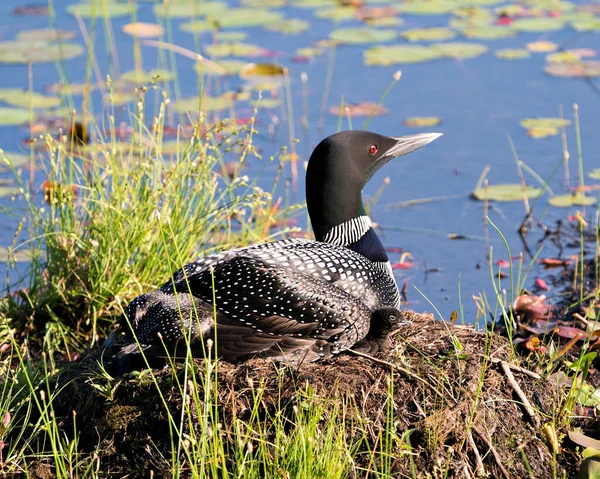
left=369, top=144, right=378, bottom=155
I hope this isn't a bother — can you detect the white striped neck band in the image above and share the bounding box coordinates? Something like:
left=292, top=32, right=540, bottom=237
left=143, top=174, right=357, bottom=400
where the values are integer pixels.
left=322, top=216, right=372, bottom=246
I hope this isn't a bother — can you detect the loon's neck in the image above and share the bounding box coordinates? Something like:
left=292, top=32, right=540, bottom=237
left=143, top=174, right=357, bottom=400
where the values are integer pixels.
left=321, top=215, right=389, bottom=264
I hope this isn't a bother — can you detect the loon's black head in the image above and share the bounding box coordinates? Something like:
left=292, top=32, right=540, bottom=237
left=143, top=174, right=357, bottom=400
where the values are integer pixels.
left=306, top=130, right=441, bottom=241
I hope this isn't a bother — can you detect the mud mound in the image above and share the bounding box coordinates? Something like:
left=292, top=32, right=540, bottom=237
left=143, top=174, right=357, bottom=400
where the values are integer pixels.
left=27, top=311, right=581, bottom=478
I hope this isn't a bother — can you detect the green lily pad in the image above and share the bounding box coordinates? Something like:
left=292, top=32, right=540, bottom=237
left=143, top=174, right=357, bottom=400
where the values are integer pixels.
left=296, top=47, right=323, bottom=58
left=205, top=42, right=263, bottom=58
left=0, top=151, right=29, bottom=171
left=264, top=19, right=310, bottom=35
left=365, top=17, right=404, bottom=27
left=0, top=107, right=31, bottom=125
left=364, top=45, right=440, bottom=66
left=16, top=28, right=77, bottom=42
left=549, top=193, right=597, bottom=207
left=472, top=184, right=543, bottom=202
left=404, top=116, right=442, bottom=127
left=0, top=88, right=61, bottom=109
left=196, top=59, right=247, bottom=76
left=121, top=69, right=175, bottom=84
left=153, top=1, right=227, bottom=18
left=242, top=0, right=285, bottom=7
left=496, top=49, right=530, bottom=60
left=588, top=169, right=600, bottom=180
left=461, top=26, right=517, bottom=39
left=108, top=91, right=138, bottom=107
left=512, top=17, right=566, bottom=32
left=433, top=42, right=488, bottom=59
left=171, top=95, right=236, bottom=113
left=0, top=246, right=41, bottom=262
left=0, top=41, right=84, bottom=64
left=571, top=18, right=600, bottom=32
left=545, top=61, right=600, bottom=78
left=314, top=6, right=357, bottom=20
left=67, top=2, right=136, bottom=18
left=520, top=118, right=571, bottom=129
left=546, top=51, right=581, bottom=63
left=251, top=98, right=280, bottom=108
left=239, top=63, right=285, bottom=78
left=0, top=186, right=22, bottom=198
left=402, top=27, right=456, bottom=42
left=293, top=0, right=336, bottom=7
left=330, top=27, right=397, bottom=44
left=213, top=31, right=248, bottom=42
left=180, top=21, right=219, bottom=34
left=527, top=126, right=559, bottom=138
left=399, top=2, right=457, bottom=15
left=207, top=8, right=284, bottom=28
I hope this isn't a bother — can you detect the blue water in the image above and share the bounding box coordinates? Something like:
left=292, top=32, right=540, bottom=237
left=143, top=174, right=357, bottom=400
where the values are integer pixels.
left=1, top=0, right=599, bottom=323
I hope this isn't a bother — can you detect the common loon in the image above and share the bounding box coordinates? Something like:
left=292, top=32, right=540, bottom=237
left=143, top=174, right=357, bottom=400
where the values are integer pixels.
left=108, top=130, right=441, bottom=365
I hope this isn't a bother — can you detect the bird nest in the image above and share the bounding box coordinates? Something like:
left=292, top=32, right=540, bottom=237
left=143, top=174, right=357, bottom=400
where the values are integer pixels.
left=27, top=311, right=583, bottom=478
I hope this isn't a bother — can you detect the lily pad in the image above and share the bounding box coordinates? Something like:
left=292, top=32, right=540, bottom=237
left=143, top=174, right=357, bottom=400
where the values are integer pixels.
left=67, top=2, right=136, bottom=18
left=0, top=40, right=84, bottom=64
left=545, top=61, right=600, bottom=78
left=0, top=246, right=41, bottom=262
left=0, top=107, right=31, bottom=125
left=196, top=59, right=247, bottom=76
left=251, top=98, right=280, bottom=109
left=207, top=8, right=284, bottom=28
left=399, top=2, right=457, bottom=15
left=527, top=126, right=559, bottom=138
left=364, top=45, right=440, bottom=66
left=0, top=151, right=29, bottom=170
left=330, top=27, right=397, bottom=44
left=0, top=186, right=22, bottom=198
left=314, top=6, right=357, bottom=20
left=433, top=42, right=488, bottom=60
left=264, top=19, right=310, bottom=35
left=328, top=102, right=389, bottom=117
left=496, top=49, right=530, bottom=60
left=520, top=118, right=571, bottom=129
left=461, top=26, right=516, bottom=39
left=239, top=63, right=285, bottom=78
left=121, top=69, right=175, bottom=84
left=472, top=184, right=543, bottom=202
left=549, top=193, right=597, bottom=207
left=242, top=0, right=285, bottom=6
left=171, top=95, right=236, bottom=113
left=402, top=27, right=456, bottom=42
left=365, top=17, right=404, bottom=27
left=404, top=116, right=442, bottom=127
left=546, top=51, right=581, bottom=63
left=0, top=88, right=60, bottom=109
left=16, top=28, right=76, bottom=42
left=571, top=18, right=600, bottom=32
left=180, top=21, right=219, bottom=34
left=205, top=42, right=263, bottom=58
left=527, top=41, right=559, bottom=53
left=512, top=17, right=566, bottom=32
left=213, top=31, right=248, bottom=42
left=122, top=22, right=164, bottom=38
left=153, top=2, right=227, bottom=18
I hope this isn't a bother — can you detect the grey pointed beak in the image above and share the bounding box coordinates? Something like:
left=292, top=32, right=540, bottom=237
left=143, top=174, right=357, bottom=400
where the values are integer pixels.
left=384, top=132, right=443, bottom=158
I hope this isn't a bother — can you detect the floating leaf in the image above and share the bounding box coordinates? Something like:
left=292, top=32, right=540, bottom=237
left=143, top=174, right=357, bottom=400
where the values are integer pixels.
left=264, top=19, right=310, bottom=35
left=402, top=27, right=456, bottom=41
left=588, top=169, right=600, bottom=180
left=121, top=69, right=175, bottom=84
left=364, top=45, right=440, bottom=66
left=0, top=151, right=29, bottom=171
left=0, top=88, right=60, bottom=109
left=0, top=246, right=41, bottom=263
left=527, top=40, right=559, bottom=53
left=461, top=26, right=516, bottom=39
left=214, top=31, right=248, bottom=42
left=205, top=42, right=263, bottom=58
left=512, top=17, right=566, bottom=32
left=432, top=42, right=488, bottom=59
left=527, top=126, right=559, bottom=138
left=545, top=61, right=600, bottom=78
left=546, top=51, right=581, bottom=63
left=16, top=28, right=76, bottom=42
left=240, top=63, right=285, bottom=78
left=122, top=22, right=164, bottom=38
left=171, top=95, right=236, bottom=113
left=330, top=27, right=397, bottom=44
left=0, top=186, right=21, bottom=197
left=67, top=2, right=136, bottom=18
left=296, top=47, right=323, bottom=58
left=314, top=6, right=357, bottom=20
left=196, top=59, right=247, bottom=76
left=328, top=102, right=389, bottom=117
left=365, top=17, right=404, bottom=27
left=179, top=21, right=218, bottom=33
left=208, top=8, right=284, bottom=27
left=571, top=18, right=600, bottom=32
left=549, top=193, right=597, bottom=207
left=496, top=49, right=530, bottom=60
left=251, top=98, right=280, bottom=108
left=0, top=40, right=84, bottom=64
left=472, top=184, right=543, bottom=202
left=242, top=0, right=285, bottom=7
left=520, top=118, right=571, bottom=129
left=0, top=107, right=31, bottom=125
left=154, top=2, right=227, bottom=18
left=399, top=2, right=457, bottom=15
left=404, top=116, right=442, bottom=127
